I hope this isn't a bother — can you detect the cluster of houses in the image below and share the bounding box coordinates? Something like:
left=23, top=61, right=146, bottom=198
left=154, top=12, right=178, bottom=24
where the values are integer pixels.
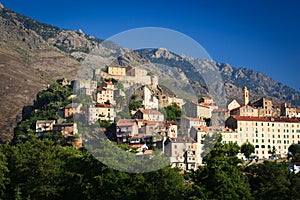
left=35, top=101, right=82, bottom=148
left=35, top=65, right=300, bottom=172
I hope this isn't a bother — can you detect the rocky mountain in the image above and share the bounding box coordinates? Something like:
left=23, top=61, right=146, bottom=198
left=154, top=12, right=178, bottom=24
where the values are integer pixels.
left=0, top=5, right=299, bottom=142
left=0, top=6, right=80, bottom=142
left=136, top=48, right=300, bottom=106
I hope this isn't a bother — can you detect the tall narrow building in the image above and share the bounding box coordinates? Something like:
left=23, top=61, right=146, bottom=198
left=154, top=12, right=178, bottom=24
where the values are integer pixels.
left=243, top=86, right=249, bottom=106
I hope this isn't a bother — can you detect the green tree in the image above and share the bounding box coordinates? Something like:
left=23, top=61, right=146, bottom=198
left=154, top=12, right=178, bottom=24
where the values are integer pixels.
left=129, top=94, right=143, bottom=111
left=288, top=144, right=300, bottom=161
left=193, top=137, right=252, bottom=200
left=0, top=147, right=9, bottom=198
left=241, top=142, right=255, bottom=159
left=164, top=103, right=182, bottom=121
left=245, top=161, right=291, bottom=200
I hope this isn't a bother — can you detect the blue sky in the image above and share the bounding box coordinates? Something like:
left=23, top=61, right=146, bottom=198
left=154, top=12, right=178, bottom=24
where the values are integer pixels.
left=2, top=0, right=300, bottom=91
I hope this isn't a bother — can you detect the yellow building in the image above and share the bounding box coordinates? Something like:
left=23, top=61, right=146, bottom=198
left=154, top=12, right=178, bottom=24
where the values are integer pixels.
left=107, top=66, right=126, bottom=76
left=230, top=105, right=259, bottom=117
left=226, top=116, right=300, bottom=159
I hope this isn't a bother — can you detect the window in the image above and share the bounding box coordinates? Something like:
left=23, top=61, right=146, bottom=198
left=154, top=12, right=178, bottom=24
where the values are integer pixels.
left=261, top=145, right=265, bottom=148
left=255, top=145, right=259, bottom=148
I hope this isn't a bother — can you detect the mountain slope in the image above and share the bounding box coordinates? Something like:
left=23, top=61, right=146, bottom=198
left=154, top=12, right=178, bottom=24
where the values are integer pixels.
left=136, top=48, right=300, bottom=106
left=0, top=7, right=80, bottom=142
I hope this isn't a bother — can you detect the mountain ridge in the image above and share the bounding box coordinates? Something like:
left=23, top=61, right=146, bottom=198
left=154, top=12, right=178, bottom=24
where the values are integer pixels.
left=0, top=6, right=299, bottom=143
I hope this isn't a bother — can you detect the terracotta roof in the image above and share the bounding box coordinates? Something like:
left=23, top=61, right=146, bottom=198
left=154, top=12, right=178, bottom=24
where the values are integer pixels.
left=117, top=119, right=138, bottom=127
left=232, top=115, right=300, bottom=123
left=165, top=121, right=178, bottom=127
left=130, top=134, right=145, bottom=139
left=95, top=103, right=113, bottom=108
left=197, top=103, right=211, bottom=108
left=184, top=117, right=205, bottom=122
left=105, top=81, right=113, bottom=85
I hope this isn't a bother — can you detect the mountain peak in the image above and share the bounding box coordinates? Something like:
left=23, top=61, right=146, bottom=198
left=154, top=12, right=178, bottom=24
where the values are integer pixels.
left=152, top=47, right=176, bottom=59
left=0, top=3, right=4, bottom=9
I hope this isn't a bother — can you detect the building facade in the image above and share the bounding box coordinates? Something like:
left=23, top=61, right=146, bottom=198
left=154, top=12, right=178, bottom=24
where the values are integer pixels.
left=226, top=116, right=300, bottom=159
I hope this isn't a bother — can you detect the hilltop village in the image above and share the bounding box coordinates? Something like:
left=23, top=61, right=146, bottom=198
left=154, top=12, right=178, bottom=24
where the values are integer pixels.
left=36, top=65, right=300, bottom=172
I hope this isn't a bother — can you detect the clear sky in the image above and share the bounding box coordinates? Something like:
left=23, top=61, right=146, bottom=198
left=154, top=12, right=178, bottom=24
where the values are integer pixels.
left=2, top=0, right=300, bottom=91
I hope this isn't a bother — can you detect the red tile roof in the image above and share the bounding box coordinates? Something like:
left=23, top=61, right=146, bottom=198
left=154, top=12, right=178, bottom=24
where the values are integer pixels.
left=117, top=119, right=138, bottom=127
left=184, top=117, right=205, bottom=122
left=232, top=115, right=300, bottom=123
left=96, top=103, right=113, bottom=108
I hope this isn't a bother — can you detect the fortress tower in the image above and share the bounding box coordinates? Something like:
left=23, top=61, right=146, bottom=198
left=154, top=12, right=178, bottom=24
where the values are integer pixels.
left=150, top=75, right=158, bottom=89
left=243, top=86, right=249, bottom=106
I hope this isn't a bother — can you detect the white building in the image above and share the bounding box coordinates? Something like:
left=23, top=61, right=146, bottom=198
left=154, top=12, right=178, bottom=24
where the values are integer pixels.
left=87, top=104, right=115, bottom=124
